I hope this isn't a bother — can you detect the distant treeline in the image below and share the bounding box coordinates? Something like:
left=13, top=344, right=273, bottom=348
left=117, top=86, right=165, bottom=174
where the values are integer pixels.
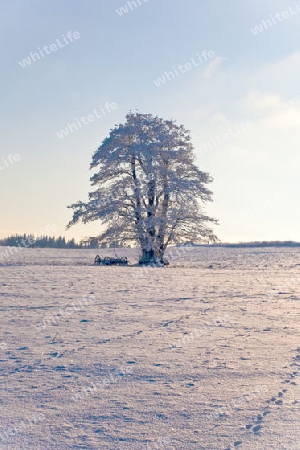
left=0, top=234, right=126, bottom=249
left=0, top=234, right=82, bottom=248
left=2, top=235, right=298, bottom=249
left=208, top=241, right=300, bottom=248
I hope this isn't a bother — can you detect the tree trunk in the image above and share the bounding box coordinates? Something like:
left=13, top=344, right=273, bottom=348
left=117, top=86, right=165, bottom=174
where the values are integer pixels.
left=158, top=245, right=165, bottom=263
left=139, top=247, right=165, bottom=265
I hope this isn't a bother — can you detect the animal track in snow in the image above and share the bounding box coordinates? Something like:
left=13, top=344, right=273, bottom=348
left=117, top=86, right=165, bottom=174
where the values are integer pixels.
left=227, top=347, right=300, bottom=449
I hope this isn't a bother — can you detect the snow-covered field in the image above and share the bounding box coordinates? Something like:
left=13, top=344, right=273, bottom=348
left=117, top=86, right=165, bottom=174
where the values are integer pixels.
left=0, top=247, right=299, bottom=450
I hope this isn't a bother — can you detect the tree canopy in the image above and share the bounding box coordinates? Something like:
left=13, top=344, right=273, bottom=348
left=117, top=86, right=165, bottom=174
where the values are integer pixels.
left=67, top=112, right=218, bottom=263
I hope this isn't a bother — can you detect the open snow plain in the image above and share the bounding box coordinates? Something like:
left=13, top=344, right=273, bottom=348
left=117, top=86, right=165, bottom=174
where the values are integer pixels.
left=0, top=247, right=299, bottom=450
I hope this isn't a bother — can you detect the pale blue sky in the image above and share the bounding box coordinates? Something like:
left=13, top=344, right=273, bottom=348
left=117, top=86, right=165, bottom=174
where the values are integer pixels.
left=1, top=0, right=300, bottom=242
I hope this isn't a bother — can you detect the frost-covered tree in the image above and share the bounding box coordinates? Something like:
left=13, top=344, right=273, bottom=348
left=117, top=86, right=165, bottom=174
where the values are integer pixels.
left=67, top=112, right=217, bottom=264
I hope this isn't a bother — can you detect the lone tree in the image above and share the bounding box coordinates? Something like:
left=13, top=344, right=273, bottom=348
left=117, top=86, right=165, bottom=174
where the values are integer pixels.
left=67, top=112, right=217, bottom=264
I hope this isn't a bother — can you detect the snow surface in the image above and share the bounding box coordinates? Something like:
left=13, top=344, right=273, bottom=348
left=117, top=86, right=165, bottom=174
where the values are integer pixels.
left=0, top=247, right=299, bottom=449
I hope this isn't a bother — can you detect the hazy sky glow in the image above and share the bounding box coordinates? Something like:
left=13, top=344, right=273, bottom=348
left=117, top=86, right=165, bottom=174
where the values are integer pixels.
left=1, top=0, right=300, bottom=242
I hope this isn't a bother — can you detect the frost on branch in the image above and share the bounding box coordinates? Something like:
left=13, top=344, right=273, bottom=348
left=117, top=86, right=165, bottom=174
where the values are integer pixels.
left=67, top=112, right=218, bottom=263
